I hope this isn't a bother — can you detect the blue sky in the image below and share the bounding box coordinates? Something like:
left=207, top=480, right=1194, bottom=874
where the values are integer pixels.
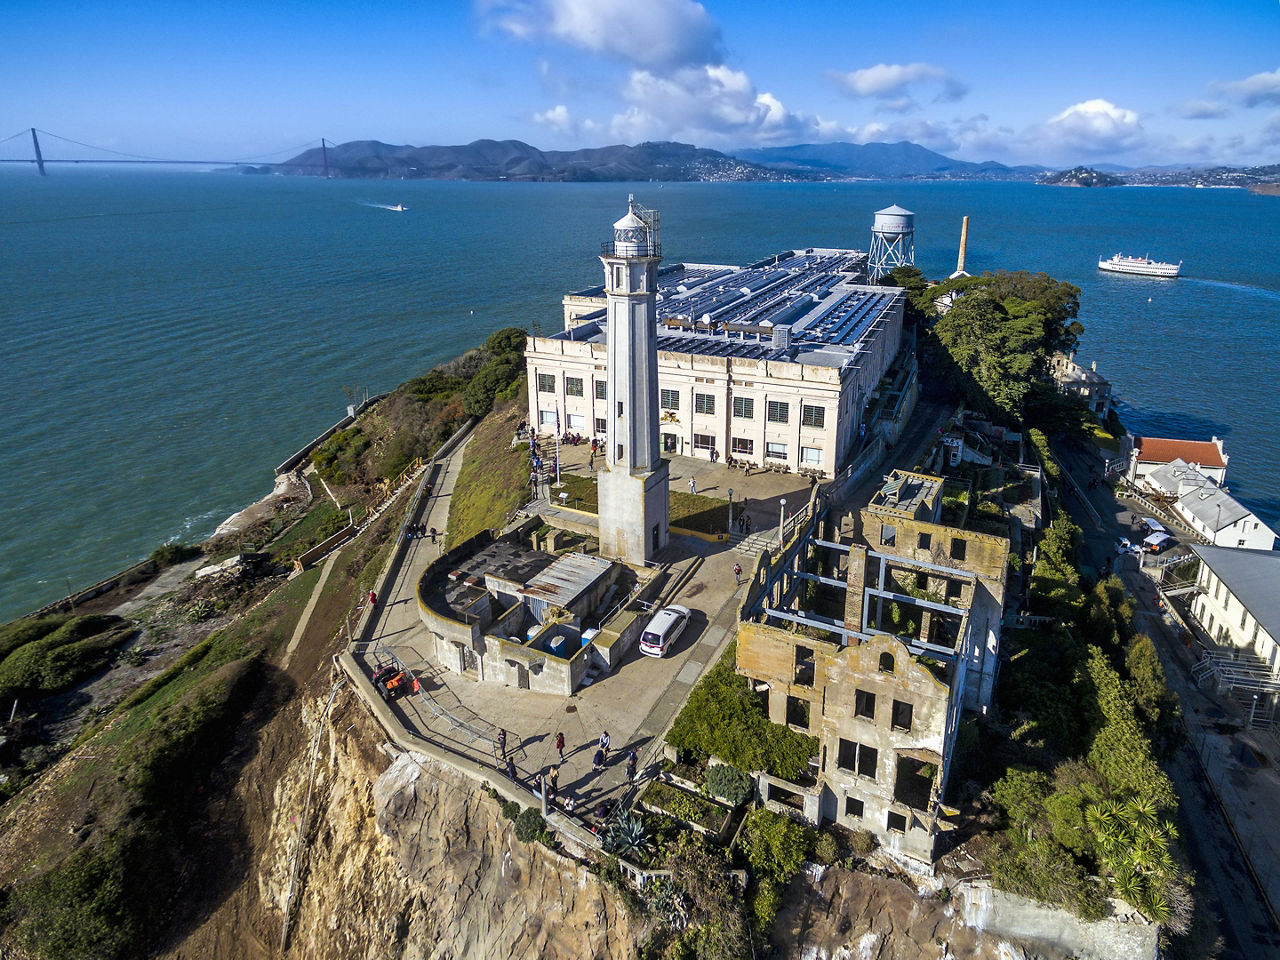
left=4, top=0, right=1278, bottom=167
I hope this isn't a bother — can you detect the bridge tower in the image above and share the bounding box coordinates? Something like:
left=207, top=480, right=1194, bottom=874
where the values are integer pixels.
left=30, top=129, right=45, bottom=177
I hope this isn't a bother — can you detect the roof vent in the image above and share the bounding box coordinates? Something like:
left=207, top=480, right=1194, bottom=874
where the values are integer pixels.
left=772, top=325, right=792, bottom=350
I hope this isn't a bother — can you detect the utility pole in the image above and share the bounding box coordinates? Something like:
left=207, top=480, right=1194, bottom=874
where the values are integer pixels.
left=31, top=128, right=46, bottom=177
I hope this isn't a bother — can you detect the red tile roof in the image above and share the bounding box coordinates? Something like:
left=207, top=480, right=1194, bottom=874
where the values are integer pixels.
left=1135, top=437, right=1226, bottom=468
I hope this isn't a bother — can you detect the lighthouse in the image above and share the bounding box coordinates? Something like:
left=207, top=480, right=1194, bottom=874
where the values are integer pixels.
left=596, top=196, right=670, bottom=564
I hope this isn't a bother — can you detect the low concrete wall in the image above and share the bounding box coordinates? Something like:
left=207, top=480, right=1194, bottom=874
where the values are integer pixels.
left=296, top=523, right=358, bottom=568
left=275, top=392, right=390, bottom=475
left=27, top=558, right=159, bottom=619
left=956, top=880, right=1158, bottom=960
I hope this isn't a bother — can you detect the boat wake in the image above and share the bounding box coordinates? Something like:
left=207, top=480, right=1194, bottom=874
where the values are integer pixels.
left=362, top=202, right=409, bottom=212
left=1182, top=277, right=1280, bottom=302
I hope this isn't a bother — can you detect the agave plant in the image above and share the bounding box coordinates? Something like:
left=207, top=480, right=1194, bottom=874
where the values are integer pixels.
left=603, top=811, right=654, bottom=861
left=644, top=876, right=689, bottom=926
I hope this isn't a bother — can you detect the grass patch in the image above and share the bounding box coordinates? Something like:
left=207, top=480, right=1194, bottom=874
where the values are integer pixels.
left=446, top=403, right=533, bottom=548
left=268, top=499, right=347, bottom=563
left=670, top=492, right=730, bottom=535
left=0, top=616, right=133, bottom=705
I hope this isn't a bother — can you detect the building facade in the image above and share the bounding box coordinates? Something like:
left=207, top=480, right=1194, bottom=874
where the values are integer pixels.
left=1143, top=459, right=1276, bottom=550
left=1050, top=352, right=1113, bottom=420
left=526, top=245, right=904, bottom=479
left=1128, top=435, right=1228, bottom=486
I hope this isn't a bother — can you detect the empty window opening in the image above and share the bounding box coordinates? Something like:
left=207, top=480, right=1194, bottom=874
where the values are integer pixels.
left=879, top=652, right=895, bottom=674
left=785, top=696, right=811, bottom=729
left=891, top=699, right=914, bottom=732
left=950, top=538, right=967, bottom=561
left=836, top=738, right=858, bottom=772
left=893, top=756, right=936, bottom=811
left=854, top=688, right=876, bottom=720
left=794, top=645, right=815, bottom=687
left=887, top=811, right=908, bottom=833
left=857, top=745, right=878, bottom=780
left=945, top=580, right=963, bottom=600
left=880, top=524, right=896, bottom=547
left=768, top=782, right=806, bottom=812
left=845, top=795, right=864, bottom=819
left=917, top=532, right=932, bottom=551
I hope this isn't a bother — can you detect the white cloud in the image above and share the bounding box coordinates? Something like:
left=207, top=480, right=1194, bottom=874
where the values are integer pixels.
left=832, top=62, right=968, bottom=109
left=480, top=0, right=721, bottom=68
left=1216, top=67, right=1280, bottom=108
left=610, top=65, right=826, bottom=145
left=532, top=103, right=574, bottom=134
left=1042, top=98, right=1145, bottom=155
left=1177, top=99, right=1229, bottom=120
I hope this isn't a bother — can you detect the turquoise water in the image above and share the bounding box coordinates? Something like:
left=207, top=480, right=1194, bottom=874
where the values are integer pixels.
left=2, top=171, right=1278, bottom=621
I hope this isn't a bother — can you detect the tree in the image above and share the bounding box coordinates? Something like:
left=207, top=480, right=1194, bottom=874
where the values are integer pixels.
left=740, top=808, right=810, bottom=884
left=485, top=326, right=527, bottom=356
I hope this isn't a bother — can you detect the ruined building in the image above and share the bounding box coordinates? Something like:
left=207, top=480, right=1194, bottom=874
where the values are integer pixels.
left=735, top=469, right=1009, bottom=867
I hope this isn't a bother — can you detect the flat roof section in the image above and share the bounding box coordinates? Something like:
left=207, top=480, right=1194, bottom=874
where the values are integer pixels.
left=438, top=541, right=557, bottom=618
left=519, top=552, right=613, bottom=611
left=869, top=470, right=943, bottom=519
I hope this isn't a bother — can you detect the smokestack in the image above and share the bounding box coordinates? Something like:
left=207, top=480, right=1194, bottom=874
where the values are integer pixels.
left=956, top=216, right=970, bottom=274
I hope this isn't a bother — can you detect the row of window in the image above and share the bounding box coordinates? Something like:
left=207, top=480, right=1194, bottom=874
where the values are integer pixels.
left=853, top=688, right=914, bottom=731
left=538, top=374, right=828, bottom=428
left=841, top=796, right=910, bottom=834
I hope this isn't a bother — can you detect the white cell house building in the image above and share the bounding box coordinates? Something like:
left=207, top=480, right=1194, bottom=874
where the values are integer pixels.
left=526, top=243, right=905, bottom=478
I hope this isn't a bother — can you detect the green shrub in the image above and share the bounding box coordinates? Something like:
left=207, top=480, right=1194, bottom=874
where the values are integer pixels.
left=704, top=764, right=754, bottom=806
left=0, top=615, right=133, bottom=703
left=311, top=427, right=370, bottom=485
left=666, top=643, right=818, bottom=780
left=990, top=836, right=1106, bottom=921
left=501, top=800, right=521, bottom=820
left=149, top=542, right=200, bottom=567
left=0, top=615, right=70, bottom=663
left=848, top=828, right=877, bottom=857
left=811, top=831, right=840, bottom=865
left=740, top=808, right=810, bottom=884
left=514, top=807, right=544, bottom=842
left=750, top=878, right=782, bottom=930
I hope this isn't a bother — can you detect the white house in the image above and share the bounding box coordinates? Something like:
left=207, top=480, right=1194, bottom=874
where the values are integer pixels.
left=1189, top=544, right=1280, bottom=671
left=1144, top=459, right=1277, bottom=550
left=1128, top=435, right=1228, bottom=486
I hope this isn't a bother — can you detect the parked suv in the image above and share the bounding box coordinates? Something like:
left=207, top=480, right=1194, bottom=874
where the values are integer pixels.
left=639, top=605, right=692, bottom=658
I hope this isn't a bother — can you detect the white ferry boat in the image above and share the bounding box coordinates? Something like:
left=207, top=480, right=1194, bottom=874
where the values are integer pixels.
left=1097, top=253, right=1181, bottom=278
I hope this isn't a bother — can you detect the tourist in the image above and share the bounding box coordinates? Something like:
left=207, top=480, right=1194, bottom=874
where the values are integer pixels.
left=554, top=731, right=565, bottom=761
left=564, top=795, right=576, bottom=813
left=733, top=562, right=742, bottom=585
left=429, top=527, right=438, bottom=544
left=592, top=748, right=605, bottom=772
left=626, top=750, right=637, bottom=783
left=497, top=728, right=507, bottom=759
left=688, top=477, right=697, bottom=495
left=368, top=589, right=378, bottom=607
left=599, top=730, right=611, bottom=757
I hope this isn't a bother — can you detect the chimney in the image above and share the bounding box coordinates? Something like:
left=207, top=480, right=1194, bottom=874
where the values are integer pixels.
left=956, top=215, right=969, bottom=274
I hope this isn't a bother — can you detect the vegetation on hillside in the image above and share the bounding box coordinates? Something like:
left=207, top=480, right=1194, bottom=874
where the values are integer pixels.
left=445, top=400, right=532, bottom=548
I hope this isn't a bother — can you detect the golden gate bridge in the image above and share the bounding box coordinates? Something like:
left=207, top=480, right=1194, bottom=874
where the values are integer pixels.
left=0, top=128, right=333, bottom=176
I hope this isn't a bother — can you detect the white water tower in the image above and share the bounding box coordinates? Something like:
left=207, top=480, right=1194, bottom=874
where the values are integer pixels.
left=869, top=204, right=915, bottom=280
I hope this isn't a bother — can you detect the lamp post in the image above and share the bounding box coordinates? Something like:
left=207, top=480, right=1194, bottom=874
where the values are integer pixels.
left=779, top=498, right=788, bottom=547
left=1250, top=693, right=1259, bottom=728
left=728, top=488, right=734, bottom=532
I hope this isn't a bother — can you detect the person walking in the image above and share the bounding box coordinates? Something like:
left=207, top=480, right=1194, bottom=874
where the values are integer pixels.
left=688, top=477, right=697, bottom=495
left=497, top=728, right=507, bottom=759
left=368, top=589, right=378, bottom=607
left=626, top=750, right=638, bottom=784
left=599, top=730, right=611, bottom=758
left=548, top=765, right=559, bottom=796
left=592, top=748, right=605, bottom=772
left=554, top=731, right=565, bottom=761
left=733, top=562, right=743, bottom=585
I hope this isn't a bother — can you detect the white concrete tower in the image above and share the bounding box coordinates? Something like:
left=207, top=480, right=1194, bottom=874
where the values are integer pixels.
left=597, top=196, right=670, bottom=563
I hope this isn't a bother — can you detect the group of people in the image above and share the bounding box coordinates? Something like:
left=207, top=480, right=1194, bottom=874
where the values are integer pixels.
left=734, top=510, right=753, bottom=535
left=495, top=727, right=642, bottom=814
left=405, top=522, right=438, bottom=543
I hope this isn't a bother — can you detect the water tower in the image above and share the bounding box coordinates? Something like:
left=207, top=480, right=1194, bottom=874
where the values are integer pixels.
left=868, top=204, right=915, bottom=280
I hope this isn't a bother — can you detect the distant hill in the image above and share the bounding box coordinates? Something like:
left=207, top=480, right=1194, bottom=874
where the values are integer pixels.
left=274, top=139, right=796, bottom=182
left=730, top=140, right=1044, bottom=180
left=1038, top=166, right=1124, bottom=187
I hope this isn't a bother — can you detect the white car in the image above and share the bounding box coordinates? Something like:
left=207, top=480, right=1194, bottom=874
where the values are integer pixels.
left=1114, top=537, right=1141, bottom=556
left=639, top=605, right=692, bottom=658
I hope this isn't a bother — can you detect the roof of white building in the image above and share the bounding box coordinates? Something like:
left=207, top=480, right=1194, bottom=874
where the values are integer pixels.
left=1191, top=544, right=1280, bottom=634
left=1134, top=436, right=1227, bottom=469
left=552, top=249, right=901, bottom=371
left=1147, top=459, right=1251, bottom=530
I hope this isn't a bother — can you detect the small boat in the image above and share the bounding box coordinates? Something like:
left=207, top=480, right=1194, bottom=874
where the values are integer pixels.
left=388, top=203, right=408, bottom=212
left=1097, top=253, right=1180, bottom=278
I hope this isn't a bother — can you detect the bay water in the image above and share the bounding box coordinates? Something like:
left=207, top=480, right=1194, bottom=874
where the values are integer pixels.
left=2, top=170, right=1277, bottom=622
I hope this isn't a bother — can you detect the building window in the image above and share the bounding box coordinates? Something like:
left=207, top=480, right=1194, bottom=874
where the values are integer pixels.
left=887, top=811, right=907, bottom=833
left=801, top=404, right=825, bottom=428
left=595, top=417, right=607, bottom=434
left=854, top=689, right=876, bottom=720
left=915, top=572, right=928, bottom=590
left=891, top=700, right=914, bottom=732
left=613, top=265, right=624, bottom=288
left=880, top=524, right=896, bottom=546
left=732, top=437, right=754, bottom=456
left=785, top=696, right=810, bottom=729
left=917, top=532, right=932, bottom=550
left=1214, top=579, right=1222, bottom=601
left=945, top=580, right=962, bottom=600
left=858, top=744, right=878, bottom=779
left=767, top=400, right=789, bottom=424
left=617, top=402, right=624, bottom=417
left=566, top=413, right=585, bottom=430
left=950, top=538, right=967, bottom=561
left=733, top=396, right=754, bottom=419
left=800, top=446, right=822, bottom=466
left=845, top=796, right=864, bottom=819
left=616, top=444, right=624, bottom=460
left=565, top=376, right=584, bottom=397
left=660, top=389, right=680, bottom=410
left=794, top=645, right=815, bottom=686
left=694, top=393, right=715, bottom=415
left=766, top=442, right=787, bottom=460
left=537, top=373, right=555, bottom=393
left=879, top=652, right=895, bottom=674
left=693, top=433, right=715, bottom=452
left=595, top=381, right=607, bottom=400
left=539, top=410, right=556, bottom=426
